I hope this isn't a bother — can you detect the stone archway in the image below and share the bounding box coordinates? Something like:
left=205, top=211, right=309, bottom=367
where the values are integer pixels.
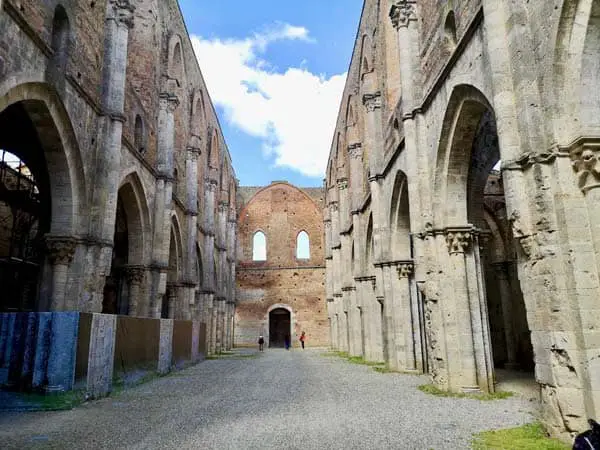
left=431, top=84, right=534, bottom=393
left=266, top=304, right=293, bottom=348
left=0, top=82, right=85, bottom=312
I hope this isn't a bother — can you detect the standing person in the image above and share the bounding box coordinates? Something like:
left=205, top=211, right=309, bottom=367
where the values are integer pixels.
left=258, top=335, right=265, bottom=352
left=284, top=334, right=290, bottom=350
left=299, top=331, right=306, bottom=349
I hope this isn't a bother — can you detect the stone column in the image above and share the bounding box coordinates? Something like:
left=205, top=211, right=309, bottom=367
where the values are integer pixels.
left=183, top=146, right=201, bottom=318
left=166, top=285, right=177, bottom=320
left=346, top=286, right=361, bottom=357
left=45, top=237, right=76, bottom=311
left=84, top=0, right=134, bottom=312
left=493, top=262, right=518, bottom=368
left=150, top=93, right=179, bottom=318
left=124, top=266, right=145, bottom=317
left=396, top=262, right=417, bottom=371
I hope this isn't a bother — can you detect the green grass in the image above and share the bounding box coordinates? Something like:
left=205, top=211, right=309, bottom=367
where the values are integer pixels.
left=472, top=423, right=569, bottom=449
left=17, top=390, right=86, bottom=411
left=418, top=384, right=513, bottom=401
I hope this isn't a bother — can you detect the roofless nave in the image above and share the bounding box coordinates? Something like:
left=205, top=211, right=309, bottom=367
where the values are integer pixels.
left=0, top=0, right=598, bottom=443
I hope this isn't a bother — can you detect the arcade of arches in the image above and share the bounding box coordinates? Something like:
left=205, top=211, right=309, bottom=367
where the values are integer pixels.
left=0, top=0, right=237, bottom=364
left=325, top=0, right=600, bottom=440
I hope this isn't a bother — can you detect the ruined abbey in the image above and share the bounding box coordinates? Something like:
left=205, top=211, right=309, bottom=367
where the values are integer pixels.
left=325, top=0, right=600, bottom=439
left=1, top=0, right=599, bottom=442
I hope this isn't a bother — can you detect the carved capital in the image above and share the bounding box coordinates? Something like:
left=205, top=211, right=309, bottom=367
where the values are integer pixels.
left=329, top=201, right=339, bottom=213
left=186, top=144, right=202, bottom=161
left=446, top=229, right=472, bottom=254
left=348, top=143, right=363, bottom=159
left=363, top=92, right=382, bottom=113
left=125, top=266, right=145, bottom=284
left=108, top=0, right=135, bottom=28
left=390, top=1, right=417, bottom=29
left=159, top=93, right=179, bottom=113
left=205, top=178, right=219, bottom=192
left=571, top=145, right=600, bottom=193
left=218, top=201, right=229, bottom=213
left=45, top=237, right=76, bottom=266
left=397, top=262, right=414, bottom=278
left=337, top=178, right=349, bottom=191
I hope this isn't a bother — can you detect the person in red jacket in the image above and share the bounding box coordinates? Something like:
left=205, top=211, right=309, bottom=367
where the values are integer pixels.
left=299, top=331, right=306, bottom=349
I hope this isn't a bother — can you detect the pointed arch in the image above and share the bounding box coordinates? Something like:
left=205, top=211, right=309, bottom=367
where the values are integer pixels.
left=389, top=171, right=411, bottom=259
left=168, top=213, right=184, bottom=281
left=168, top=34, right=186, bottom=87
left=432, top=84, right=496, bottom=227
left=209, top=130, right=220, bottom=169
left=296, top=230, right=310, bottom=260
left=118, top=171, right=151, bottom=264
left=253, top=230, right=267, bottom=261
left=0, top=82, right=86, bottom=235
left=359, top=34, right=373, bottom=78
left=50, top=5, right=71, bottom=74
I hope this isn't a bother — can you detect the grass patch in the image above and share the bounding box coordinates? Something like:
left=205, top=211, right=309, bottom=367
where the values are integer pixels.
left=347, top=356, right=384, bottom=366
left=418, top=384, right=513, bottom=401
left=16, top=390, right=86, bottom=411
left=472, top=423, right=569, bottom=449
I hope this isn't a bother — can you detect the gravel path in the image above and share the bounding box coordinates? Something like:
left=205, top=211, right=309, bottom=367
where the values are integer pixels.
left=0, top=349, right=537, bottom=449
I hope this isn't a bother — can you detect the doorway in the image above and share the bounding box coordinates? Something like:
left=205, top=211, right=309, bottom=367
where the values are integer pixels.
left=269, top=307, right=291, bottom=348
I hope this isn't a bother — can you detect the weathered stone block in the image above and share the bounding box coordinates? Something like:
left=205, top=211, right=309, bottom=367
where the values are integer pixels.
left=86, top=314, right=116, bottom=399
left=158, top=319, right=173, bottom=375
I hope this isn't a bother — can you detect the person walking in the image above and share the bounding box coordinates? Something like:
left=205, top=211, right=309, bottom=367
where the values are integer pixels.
left=284, top=334, right=291, bottom=350
left=258, top=335, right=265, bottom=352
left=299, top=331, right=306, bottom=349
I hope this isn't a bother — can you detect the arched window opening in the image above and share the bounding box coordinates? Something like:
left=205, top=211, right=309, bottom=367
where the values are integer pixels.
left=173, top=168, right=179, bottom=199
left=252, top=231, right=267, bottom=261
left=296, top=231, right=310, bottom=260
left=172, top=41, right=183, bottom=86
left=444, top=11, right=457, bottom=48
left=50, top=5, right=70, bottom=73
left=134, top=115, right=145, bottom=154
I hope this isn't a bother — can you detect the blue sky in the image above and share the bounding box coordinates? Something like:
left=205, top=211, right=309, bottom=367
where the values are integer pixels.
left=179, top=0, right=364, bottom=187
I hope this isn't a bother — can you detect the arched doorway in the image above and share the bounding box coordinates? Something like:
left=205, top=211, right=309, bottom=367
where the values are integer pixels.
left=0, top=101, right=58, bottom=311
left=269, top=307, right=291, bottom=348
left=434, top=85, right=534, bottom=391
left=102, top=196, right=128, bottom=315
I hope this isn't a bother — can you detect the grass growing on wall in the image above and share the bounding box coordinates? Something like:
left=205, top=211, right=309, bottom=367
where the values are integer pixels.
left=471, top=423, right=569, bottom=449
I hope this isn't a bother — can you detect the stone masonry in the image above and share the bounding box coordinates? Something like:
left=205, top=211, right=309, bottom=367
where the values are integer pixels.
left=0, top=0, right=236, bottom=354
left=325, top=0, right=600, bottom=440
left=235, top=182, right=328, bottom=347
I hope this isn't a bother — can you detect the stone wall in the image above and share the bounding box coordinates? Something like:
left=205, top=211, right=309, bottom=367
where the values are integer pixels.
left=235, top=182, right=328, bottom=347
left=0, top=0, right=237, bottom=356
left=325, top=0, right=600, bottom=440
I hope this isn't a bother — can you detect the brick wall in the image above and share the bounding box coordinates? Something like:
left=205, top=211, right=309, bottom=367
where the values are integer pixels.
left=235, top=182, right=329, bottom=347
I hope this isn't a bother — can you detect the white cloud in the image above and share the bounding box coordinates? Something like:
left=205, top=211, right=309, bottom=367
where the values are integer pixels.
left=191, top=22, right=346, bottom=178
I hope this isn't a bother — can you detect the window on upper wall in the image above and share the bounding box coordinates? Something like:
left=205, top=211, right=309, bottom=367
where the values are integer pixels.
left=50, top=5, right=70, bottom=73
left=296, top=231, right=310, bottom=260
left=253, top=231, right=267, bottom=261
left=134, top=115, right=145, bottom=153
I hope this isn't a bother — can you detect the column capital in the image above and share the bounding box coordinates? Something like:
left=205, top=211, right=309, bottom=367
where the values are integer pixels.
left=186, top=146, right=201, bottom=161
left=445, top=228, right=472, bottom=254
left=397, top=262, right=414, bottom=278
left=108, top=0, right=135, bottom=28
left=389, top=1, right=417, bottom=29
left=571, top=143, right=600, bottom=193
left=348, top=143, right=363, bottom=159
left=159, top=93, right=180, bottom=113
left=205, top=178, right=219, bottom=192
left=337, top=178, right=349, bottom=190
left=124, top=266, right=146, bottom=284
left=45, top=236, right=76, bottom=265
left=362, top=92, right=382, bottom=112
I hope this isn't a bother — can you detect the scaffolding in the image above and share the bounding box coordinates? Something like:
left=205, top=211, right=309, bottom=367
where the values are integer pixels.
left=0, top=149, right=42, bottom=311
